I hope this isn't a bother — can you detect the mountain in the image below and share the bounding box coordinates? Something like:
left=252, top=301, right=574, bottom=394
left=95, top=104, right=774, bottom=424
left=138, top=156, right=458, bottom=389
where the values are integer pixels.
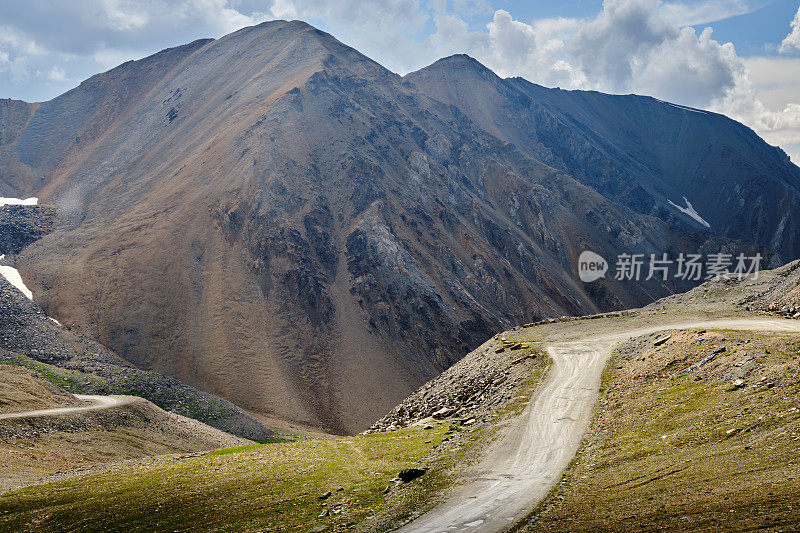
left=0, top=21, right=794, bottom=434
left=406, top=54, right=800, bottom=257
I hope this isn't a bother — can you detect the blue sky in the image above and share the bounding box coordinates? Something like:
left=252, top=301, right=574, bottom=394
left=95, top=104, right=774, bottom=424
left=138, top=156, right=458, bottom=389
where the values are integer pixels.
left=0, top=0, right=798, bottom=160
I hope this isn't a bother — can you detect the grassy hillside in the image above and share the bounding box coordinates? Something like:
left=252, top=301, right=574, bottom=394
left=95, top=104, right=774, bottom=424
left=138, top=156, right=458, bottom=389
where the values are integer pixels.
left=0, top=362, right=253, bottom=493
left=524, top=328, right=800, bottom=531
left=0, top=365, right=81, bottom=414
left=0, top=425, right=449, bottom=532
left=0, top=344, right=549, bottom=532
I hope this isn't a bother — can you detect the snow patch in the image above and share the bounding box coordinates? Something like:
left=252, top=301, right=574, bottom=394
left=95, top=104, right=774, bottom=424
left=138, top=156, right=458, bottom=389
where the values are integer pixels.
left=0, top=197, right=38, bottom=207
left=0, top=265, right=33, bottom=299
left=668, top=196, right=711, bottom=228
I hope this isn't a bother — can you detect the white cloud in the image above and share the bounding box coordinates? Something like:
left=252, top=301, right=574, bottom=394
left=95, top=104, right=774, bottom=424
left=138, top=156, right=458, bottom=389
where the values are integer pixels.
left=0, top=0, right=271, bottom=100
left=39, top=66, right=68, bottom=82
left=660, top=0, right=757, bottom=27
left=779, top=5, right=800, bottom=54
left=422, top=0, right=799, bottom=162
left=268, top=0, right=428, bottom=73
left=0, top=26, right=47, bottom=56
left=0, top=25, right=48, bottom=83
left=425, top=0, right=743, bottom=107
left=713, top=56, right=800, bottom=163
left=98, top=0, right=151, bottom=31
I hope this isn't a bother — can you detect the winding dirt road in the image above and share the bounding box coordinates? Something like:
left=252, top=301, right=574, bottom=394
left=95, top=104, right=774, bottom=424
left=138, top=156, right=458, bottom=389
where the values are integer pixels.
left=399, top=318, right=800, bottom=532
left=0, top=395, right=132, bottom=421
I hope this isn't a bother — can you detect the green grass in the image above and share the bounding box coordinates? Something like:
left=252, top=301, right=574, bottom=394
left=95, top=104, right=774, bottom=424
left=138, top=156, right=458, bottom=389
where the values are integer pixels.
left=209, top=444, right=265, bottom=456
left=0, top=355, right=244, bottom=436
left=521, top=329, right=800, bottom=532
left=0, top=354, right=98, bottom=393
left=0, top=425, right=450, bottom=532
left=0, top=344, right=552, bottom=532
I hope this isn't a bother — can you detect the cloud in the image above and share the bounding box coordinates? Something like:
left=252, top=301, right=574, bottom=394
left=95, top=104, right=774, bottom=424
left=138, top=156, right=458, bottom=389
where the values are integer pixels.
left=660, top=0, right=757, bottom=27
left=39, top=66, right=68, bottom=82
left=425, top=0, right=743, bottom=108
left=422, top=0, right=798, bottom=162
left=714, top=56, right=800, bottom=163
left=269, top=0, right=428, bottom=73
left=98, top=0, right=151, bottom=31
left=779, top=5, right=800, bottom=54
left=0, top=0, right=270, bottom=100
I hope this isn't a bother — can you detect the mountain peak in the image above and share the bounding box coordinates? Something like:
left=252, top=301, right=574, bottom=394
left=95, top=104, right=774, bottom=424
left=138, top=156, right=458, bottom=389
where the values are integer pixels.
left=407, top=54, right=499, bottom=82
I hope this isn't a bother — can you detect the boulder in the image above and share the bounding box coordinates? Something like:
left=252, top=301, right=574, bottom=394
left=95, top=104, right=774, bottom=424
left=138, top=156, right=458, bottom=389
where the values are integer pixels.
left=398, top=467, right=428, bottom=483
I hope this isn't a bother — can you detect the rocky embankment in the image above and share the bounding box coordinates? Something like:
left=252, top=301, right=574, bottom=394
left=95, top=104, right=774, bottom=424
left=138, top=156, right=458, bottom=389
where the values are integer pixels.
left=366, top=310, right=637, bottom=433
left=366, top=332, right=544, bottom=433
left=735, top=260, right=800, bottom=316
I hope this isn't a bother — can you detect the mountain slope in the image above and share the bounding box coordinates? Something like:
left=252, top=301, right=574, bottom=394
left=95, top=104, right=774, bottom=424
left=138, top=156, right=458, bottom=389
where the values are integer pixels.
left=0, top=275, right=271, bottom=441
left=0, top=365, right=251, bottom=493
left=0, top=22, right=789, bottom=434
left=3, top=264, right=800, bottom=532
left=0, top=98, right=38, bottom=197
left=406, top=55, right=800, bottom=259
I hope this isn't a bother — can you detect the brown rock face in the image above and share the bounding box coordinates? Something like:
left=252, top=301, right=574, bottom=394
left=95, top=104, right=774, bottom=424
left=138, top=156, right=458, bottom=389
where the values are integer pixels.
left=0, top=22, right=791, bottom=433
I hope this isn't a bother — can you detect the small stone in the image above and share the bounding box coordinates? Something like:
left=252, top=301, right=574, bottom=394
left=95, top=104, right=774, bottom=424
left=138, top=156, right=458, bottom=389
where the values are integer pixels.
left=319, top=491, right=332, bottom=500
left=732, top=379, right=746, bottom=389
left=653, top=335, right=671, bottom=347
left=318, top=510, right=330, bottom=518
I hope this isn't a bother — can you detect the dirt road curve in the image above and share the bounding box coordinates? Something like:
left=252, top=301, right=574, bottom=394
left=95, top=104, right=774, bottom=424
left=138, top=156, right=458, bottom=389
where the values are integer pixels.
left=0, top=395, right=131, bottom=421
left=399, top=318, right=800, bottom=532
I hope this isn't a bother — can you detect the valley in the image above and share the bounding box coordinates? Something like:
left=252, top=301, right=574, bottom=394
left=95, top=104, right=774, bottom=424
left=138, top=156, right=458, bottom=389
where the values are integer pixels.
left=2, top=260, right=800, bottom=531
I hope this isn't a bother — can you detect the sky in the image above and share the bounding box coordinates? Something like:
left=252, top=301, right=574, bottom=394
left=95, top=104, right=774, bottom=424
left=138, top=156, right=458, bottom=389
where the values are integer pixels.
left=0, top=0, right=799, bottom=161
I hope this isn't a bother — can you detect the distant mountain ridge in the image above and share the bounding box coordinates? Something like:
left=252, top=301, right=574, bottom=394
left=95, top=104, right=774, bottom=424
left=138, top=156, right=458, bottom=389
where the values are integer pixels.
left=406, top=54, right=800, bottom=257
left=0, top=21, right=794, bottom=433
